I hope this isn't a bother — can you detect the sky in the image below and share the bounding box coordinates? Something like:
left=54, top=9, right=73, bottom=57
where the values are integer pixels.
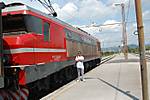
left=1, top=0, right=150, bottom=48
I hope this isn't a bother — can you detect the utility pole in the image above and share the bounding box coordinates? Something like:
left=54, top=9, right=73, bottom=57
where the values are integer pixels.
left=115, top=3, right=128, bottom=60
left=121, top=3, right=128, bottom=60
left=134, top=0, right=149, bottom=100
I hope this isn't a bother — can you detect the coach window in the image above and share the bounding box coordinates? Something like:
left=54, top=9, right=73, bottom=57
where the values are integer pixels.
left=43, top=22, right=50, bottom=41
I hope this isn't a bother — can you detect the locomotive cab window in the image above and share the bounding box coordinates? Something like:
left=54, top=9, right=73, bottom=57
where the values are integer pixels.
left=43, top=22, right=50, bottom=41
left=2, top=14, right=42, bottom=35
left=24, top=15, right=42, bottom=34
left=2, top=14, right=26, bottom=34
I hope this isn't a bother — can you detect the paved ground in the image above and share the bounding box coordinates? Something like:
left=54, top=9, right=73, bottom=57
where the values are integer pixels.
left=41, top=53, right=150, bottom=100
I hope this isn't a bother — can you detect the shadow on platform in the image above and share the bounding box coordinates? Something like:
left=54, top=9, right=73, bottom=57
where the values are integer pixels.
left=84, top=77, right=139, bottom=100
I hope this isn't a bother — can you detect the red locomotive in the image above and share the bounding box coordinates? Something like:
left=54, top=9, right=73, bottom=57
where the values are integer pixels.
left=0, top=2, right=101, bottom=99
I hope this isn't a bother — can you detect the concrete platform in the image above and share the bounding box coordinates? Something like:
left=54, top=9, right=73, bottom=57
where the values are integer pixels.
left=41, top=54, right=150, bottom=100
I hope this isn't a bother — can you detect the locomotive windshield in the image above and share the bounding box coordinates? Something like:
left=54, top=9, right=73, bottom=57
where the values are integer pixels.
left=3, top=14, right=26, bottom=34
left=2, top=14, right=42, bottom=35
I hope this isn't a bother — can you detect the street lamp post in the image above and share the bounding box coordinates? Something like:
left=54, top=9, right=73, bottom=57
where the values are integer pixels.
left=114, top=3, right=128, bottom=60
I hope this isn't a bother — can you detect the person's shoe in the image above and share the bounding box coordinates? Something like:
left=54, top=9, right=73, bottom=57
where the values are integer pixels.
left=81, top=79, right=85, bottom=82
left=76, top=79, right=80, bottom=82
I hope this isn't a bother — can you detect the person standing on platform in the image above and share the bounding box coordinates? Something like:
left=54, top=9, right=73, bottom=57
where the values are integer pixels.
left=75, top=51, right=85, bottom=82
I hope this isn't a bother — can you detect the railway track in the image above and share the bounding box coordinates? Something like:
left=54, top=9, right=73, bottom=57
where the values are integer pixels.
left=101, top=55, right=116, bottom=64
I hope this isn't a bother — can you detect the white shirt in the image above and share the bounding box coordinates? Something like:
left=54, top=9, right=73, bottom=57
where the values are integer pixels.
left=75, top=56, right=84, bottom=69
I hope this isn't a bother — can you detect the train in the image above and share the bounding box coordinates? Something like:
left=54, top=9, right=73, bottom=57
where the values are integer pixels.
left=0, top=2, right=101, bottom=99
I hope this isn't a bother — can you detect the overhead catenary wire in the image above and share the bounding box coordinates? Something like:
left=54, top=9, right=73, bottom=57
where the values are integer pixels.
left=31, top=0, right=57, bottom=17
left=79, top=18, right=150, bottom=28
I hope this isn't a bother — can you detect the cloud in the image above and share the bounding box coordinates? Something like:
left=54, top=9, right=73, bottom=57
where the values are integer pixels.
left=77, top=0, right=113, bottom=19
left=143, top=10, right=150, bottom=43
left=143, top=10, right=150, bottom=19
left=101, top=20, right=121, bottom=32
left=79, top=20, right=121, bottom=34
left=53, top=2, right=78, bottom=20
left=53, top=0, right=117, bottom=23
left=107, top=0, right=129, bottom=5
